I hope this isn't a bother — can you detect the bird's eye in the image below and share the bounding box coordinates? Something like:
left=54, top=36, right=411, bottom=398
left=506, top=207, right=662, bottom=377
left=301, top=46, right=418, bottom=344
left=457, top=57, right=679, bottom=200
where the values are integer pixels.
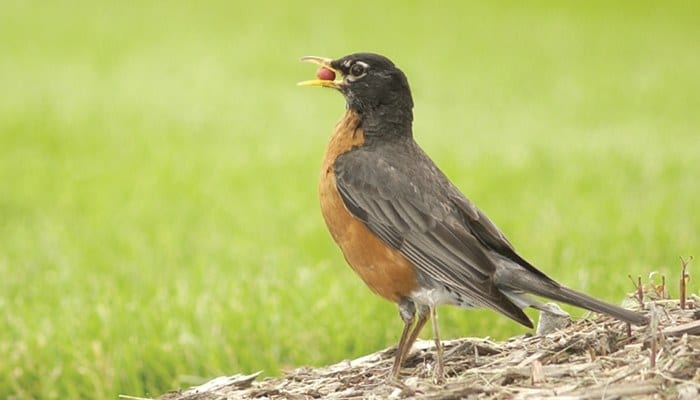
left=349, top=63, right=366, bottom=77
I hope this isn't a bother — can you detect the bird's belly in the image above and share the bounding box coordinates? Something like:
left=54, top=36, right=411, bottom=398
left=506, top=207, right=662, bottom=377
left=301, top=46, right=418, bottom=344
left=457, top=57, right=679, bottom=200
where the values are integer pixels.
left=319, top=166, right=417, bottom=304
left=409, top=285, right=478, bottom=309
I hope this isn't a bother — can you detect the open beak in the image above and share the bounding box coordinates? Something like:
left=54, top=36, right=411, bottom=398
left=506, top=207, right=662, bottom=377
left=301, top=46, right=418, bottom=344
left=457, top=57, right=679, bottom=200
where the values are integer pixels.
left=298, top=56, right=343, bottom=89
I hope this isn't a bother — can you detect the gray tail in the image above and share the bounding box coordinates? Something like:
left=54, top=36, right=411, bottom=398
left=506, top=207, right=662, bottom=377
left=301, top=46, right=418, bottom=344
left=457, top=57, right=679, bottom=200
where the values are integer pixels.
left=496, top=270, right=649, bottom=326
left=542, top=285, right=648, bottom=325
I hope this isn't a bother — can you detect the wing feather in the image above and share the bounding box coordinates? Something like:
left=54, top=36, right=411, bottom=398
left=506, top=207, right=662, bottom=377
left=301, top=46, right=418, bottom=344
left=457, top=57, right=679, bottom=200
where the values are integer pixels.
left=334, top=147, right=532, bottom=327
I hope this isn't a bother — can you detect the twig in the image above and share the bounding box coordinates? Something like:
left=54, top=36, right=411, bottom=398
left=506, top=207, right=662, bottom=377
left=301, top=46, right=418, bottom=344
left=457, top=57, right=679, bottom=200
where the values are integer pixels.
left=679, top=256, right=692, bottom=310
left=649, top=302, right=659, bottom=369
left=530, top=360, right=545, bottom=384
left=662, top=320, right=700, bottom=337
left=662, top=275, right=667, bottom=299
left=628, top=274, right=644, bottom=306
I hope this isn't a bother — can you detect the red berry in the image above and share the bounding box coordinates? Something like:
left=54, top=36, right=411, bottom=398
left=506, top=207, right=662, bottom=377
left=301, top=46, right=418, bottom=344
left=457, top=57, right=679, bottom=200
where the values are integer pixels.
left=316, top=67, right=336, bottom=81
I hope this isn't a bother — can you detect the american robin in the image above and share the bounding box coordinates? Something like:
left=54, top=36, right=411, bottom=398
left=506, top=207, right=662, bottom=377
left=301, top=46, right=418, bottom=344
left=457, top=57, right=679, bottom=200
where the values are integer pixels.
left=299, top=53, right=648, bottom=381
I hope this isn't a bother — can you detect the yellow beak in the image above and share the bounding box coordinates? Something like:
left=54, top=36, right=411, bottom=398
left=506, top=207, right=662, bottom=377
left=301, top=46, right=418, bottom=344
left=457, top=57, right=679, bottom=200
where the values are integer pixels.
left=298, top=56, right=343, bottom=88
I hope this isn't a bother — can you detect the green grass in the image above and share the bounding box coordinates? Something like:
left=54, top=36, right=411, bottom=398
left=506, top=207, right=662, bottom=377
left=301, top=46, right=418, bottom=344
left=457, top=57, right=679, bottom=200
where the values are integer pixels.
left=1, top=1, right=699, bottom=398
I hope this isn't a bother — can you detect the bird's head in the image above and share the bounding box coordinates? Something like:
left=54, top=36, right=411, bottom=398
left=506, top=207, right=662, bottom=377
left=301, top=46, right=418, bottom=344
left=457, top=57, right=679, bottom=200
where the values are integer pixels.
left=299, top=53, right=413, bottom=122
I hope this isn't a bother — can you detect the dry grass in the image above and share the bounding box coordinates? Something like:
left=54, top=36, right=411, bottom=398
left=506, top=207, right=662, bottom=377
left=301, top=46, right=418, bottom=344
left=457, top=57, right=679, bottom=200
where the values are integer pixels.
left=149, top=295, right=699, bottom=400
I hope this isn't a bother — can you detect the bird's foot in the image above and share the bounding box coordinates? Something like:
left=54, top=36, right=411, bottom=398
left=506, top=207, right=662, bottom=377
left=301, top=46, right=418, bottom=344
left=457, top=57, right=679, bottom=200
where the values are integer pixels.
left=432, top=368, right=445, bottom=385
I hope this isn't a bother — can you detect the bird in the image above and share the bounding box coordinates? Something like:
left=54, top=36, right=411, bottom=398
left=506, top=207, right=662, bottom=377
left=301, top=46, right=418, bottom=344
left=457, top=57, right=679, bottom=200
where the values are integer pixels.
left=298, top=52, right=648, bottom=382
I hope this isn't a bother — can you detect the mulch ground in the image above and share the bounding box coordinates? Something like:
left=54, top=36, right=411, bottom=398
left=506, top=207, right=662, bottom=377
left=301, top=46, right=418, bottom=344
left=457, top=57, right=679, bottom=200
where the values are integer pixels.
left=145, top=295, right=699, bottom=400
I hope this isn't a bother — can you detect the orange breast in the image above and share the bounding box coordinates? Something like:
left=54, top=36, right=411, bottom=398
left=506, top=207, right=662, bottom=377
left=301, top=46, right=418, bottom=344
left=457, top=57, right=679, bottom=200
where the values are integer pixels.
left=318, top=110, right=417, bottom=303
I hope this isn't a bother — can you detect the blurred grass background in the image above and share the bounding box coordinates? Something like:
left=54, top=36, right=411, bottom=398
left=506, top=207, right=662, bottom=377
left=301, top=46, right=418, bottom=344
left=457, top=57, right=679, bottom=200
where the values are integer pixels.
left=1, top=0, right=698, bottom=398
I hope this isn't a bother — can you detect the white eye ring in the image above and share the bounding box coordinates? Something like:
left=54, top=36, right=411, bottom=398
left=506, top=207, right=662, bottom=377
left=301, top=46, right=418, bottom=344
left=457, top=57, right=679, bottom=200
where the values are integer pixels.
left=347, top=61, right=369, bottom=81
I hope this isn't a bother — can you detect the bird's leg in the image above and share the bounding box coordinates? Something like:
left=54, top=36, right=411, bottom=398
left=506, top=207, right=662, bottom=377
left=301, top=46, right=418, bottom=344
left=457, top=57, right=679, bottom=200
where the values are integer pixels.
left=404, top=304, right=429, bottom=357
left=391, top=299, right=415, bottom=379
left=430, top=306, right=444, bottom=384
left=391, top=301, right=429, bottom=380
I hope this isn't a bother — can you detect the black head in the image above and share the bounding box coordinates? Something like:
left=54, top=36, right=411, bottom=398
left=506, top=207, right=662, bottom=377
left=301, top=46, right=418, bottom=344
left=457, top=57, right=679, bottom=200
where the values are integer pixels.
left=329, top=53, right=413, bottom=115
left=300, top=53, right=414, bottom=136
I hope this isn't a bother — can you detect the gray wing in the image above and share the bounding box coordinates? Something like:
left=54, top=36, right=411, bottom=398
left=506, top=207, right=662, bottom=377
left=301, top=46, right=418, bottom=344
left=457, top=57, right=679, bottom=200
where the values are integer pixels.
left=334, top=146, right=533, bottom=327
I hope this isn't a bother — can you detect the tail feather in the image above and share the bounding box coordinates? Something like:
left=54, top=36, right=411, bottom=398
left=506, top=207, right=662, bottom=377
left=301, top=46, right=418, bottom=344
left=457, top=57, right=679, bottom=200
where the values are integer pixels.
left=538, top=285, right=648, bottom=326
left=495, top=268, right=649, bottom=326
